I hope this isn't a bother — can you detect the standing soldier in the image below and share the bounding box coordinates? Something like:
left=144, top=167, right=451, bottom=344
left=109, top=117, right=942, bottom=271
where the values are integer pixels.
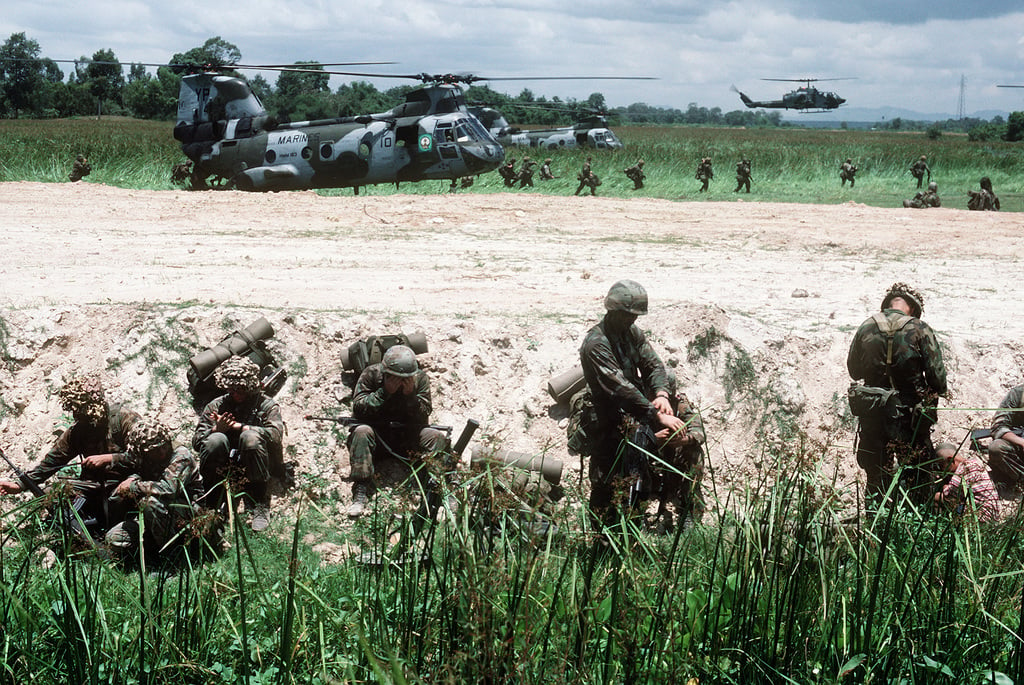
left=345, top=345, right=449, bottom=518
left=539, top=158, right=556, bottom=180
left=909, top=155, right=931, bottom=189
left=579, top=280, right=686, bottom=537
left=695, top=157, right=713, bottom=192
left=734, top=158, right=752, bottom=193
left=517, top=157, right=537, bottom=188
left=69, top=154, right=91, bottom=182
left=498, top=156, right=518, bottom=187
left=574, top=156, right=594, bottom=195
left=623, top=159, right=646, bottom=190
left=847, top=282, right=947, bottom=510
left=840, top=158, right=858, bottom=187
left=193, top=356, right=284, bottom=531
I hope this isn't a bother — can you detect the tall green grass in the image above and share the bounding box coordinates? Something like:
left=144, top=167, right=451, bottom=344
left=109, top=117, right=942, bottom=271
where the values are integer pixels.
left=2, top=118, right=1021, bottom=210
left=1, top=445, right=1021, bottom=683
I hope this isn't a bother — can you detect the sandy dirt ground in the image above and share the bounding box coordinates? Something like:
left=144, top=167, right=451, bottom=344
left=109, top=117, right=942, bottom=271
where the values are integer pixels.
left=1, top=181, right=1023, bottom=530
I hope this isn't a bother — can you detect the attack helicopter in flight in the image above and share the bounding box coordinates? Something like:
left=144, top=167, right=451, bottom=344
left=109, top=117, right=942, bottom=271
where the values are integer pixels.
left=469, top=106, right=624, bottom=150
left=732, top=78, right=853, bottom=112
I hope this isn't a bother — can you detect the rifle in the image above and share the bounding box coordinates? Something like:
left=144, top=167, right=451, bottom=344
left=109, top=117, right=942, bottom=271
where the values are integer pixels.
left=306, top=415, right=453, bottom=436
left=0, top=447, right=98, bottom=550
left=968, top=426, right=1024, bottom=452
left=622, top=423, right=658, bottom=511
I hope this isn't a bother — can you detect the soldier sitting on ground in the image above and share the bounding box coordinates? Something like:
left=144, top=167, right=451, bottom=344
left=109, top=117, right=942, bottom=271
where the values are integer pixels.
left=69, top=154, right=91, bottom=182
left=193, top=356, right=284, bottom=531
left=623, top=159, right=646, bottom=190
left=105, top=415, right=203, bottom=562
left=903, top=181, right=941, bottom=208
left=346, top=345, right=449, bottom=518
left=171, top=161, right=193, bottom=186
left=0, top=371, right=140, bottom=534
left=986, top=383, right=1024, bottom=487
left=967, top=177, right=1000, bottom=211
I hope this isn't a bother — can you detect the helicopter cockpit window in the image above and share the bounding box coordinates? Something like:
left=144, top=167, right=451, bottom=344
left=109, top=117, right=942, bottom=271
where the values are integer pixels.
left=454, top=123, right=472, bottom=143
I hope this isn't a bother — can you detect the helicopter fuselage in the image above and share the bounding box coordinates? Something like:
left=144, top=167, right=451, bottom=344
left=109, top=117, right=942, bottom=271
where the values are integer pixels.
left=175, top=74, right=504, bottom=191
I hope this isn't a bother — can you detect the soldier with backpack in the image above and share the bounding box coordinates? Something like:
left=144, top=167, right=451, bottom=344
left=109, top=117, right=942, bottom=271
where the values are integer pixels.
left=846, top=283, right=948, bottom=510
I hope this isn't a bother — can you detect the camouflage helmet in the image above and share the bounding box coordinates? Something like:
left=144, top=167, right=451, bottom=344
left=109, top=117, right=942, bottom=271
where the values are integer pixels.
left=920, top=155, right=927, bottom=161
left=604, top=279, right=649, bottom=315
left=58, top=371, right=106, bottom=424
left=927, top=181, right=938, bottom=192
left=382, top=345, right=418, bottom=377
left=881, top=282, right=924, bottom=318
left=126, top=414, right=171, bottom=455
left=214, top=355, right=261, bottom=392
left=846, top=158, right=852, bottom=163
left=545, top=158, right=552, bottom=163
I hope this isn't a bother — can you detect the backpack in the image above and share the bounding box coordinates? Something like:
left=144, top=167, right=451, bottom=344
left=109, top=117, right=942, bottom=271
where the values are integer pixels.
left=566, top=387, right=600, bottom=456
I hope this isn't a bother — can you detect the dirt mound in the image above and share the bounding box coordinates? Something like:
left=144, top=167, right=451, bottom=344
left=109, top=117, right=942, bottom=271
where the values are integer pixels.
left=1, top=183, right=1022, bottom=522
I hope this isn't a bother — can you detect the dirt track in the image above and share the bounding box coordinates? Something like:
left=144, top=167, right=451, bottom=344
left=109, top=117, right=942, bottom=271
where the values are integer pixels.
left=1, top=181, right=1022, bottom=519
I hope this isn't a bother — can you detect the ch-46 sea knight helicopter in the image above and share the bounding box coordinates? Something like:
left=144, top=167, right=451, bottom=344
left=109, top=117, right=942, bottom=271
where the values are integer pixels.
left=175, top=66, right=510, bottom=192
left=469, top=106, right=624, bottom=150
left=732, top=78, right=853, bottom=113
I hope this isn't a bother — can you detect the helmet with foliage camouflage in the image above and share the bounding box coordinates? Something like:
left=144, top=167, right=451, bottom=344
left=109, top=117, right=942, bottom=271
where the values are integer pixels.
left=58, top=371, right=106, bottom=424
left=214, top=355, right=261, bottom=392
left=604, top=279, right=648, bottom=315
left=881, top=282, right=924, bottom=318
left=927, top=181, right=938, bottom=192
left=382, top=345, right=418, bottom=377
left=126, top=414, right=171, bottom=455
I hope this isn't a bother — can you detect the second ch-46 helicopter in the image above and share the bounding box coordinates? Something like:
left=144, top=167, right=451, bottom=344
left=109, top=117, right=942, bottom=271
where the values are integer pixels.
left=732, top=78, right=852, bottom=113
left=176, top=67, right=506, bottom=192
left=469, top=106, right=624, bottom=150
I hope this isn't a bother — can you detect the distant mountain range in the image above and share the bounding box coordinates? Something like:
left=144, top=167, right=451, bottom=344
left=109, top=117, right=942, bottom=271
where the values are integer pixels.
left=782, top=106, right=1012, bottom=124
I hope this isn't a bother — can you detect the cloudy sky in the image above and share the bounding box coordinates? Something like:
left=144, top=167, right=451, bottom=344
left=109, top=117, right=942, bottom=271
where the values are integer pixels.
left=4, top=1, right=1023, bottom=118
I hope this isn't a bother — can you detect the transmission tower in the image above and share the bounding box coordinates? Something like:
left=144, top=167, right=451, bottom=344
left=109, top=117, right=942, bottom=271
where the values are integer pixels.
left=957, top=74, right=966, bottom=120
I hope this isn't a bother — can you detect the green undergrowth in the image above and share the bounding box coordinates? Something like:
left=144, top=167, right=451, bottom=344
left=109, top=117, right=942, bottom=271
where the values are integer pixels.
left=2, top=118, right=1021, bottom=210
left=1, top=442, right=1022, bottom=684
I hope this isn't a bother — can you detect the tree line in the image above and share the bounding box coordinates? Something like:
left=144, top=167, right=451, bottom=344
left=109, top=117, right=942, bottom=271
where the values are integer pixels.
left=1, top=32, right=1020, bottom=139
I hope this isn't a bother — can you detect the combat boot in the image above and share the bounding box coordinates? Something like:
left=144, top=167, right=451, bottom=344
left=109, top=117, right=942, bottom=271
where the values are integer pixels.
left=347, top=481, right=370, bottom=519
left=248, top=482, right=270, bottom=532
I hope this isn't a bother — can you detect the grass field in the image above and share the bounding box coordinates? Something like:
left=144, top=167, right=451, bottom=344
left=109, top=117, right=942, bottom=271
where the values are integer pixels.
left=1, top=117, right=1021, bottom=211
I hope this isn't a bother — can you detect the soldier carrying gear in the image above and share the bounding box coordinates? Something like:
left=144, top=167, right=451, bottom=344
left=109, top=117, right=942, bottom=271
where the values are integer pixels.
left=106, top=415, right=202, bottom=562
left=840, top=158, right=858, bottom=187
left=69, top=154, right=92, bottom=182
left=346, top=345, right=449, bottom=518
left=734, top=158, right=752, bottom=193
left=194, top=356, right=284, bottom=532
left=696, top=157, right=713, bottom=192
left=539, top=158, right=556, bottom=180
left=909, top=155, right=931, bottom=189
left=579, top=280, right=685, bottom=538
left=903, top=182, right=940, bottom=209
left=881, top=281, right=924, bottom=319
left=967, top=176, right=1000, bottom=211
left=623, top=159, right=646, bottom=190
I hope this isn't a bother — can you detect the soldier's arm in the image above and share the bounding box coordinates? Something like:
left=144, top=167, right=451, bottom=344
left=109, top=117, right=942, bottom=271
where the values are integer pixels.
left=583, top=336, right=660, bottom=423
left=992, top=386, right=1024, bottom=440
left=405, top=373, right=433, bottom=424
left=249, top=398, right=284, bottom=447
left=918, top=324, right=948, bottom=397
left=192, top=399, right=219, bottom=450
left=23, top=427, right=76, bottom=484
left=352, top=367, right=390, bottom=419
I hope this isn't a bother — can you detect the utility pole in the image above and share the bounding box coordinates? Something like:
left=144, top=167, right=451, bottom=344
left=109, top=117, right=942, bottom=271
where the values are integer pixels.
left=957, top=74, right=966, bottom=121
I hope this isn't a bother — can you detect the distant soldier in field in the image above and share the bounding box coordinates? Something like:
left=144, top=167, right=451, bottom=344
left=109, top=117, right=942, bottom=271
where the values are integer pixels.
left=517, top=157, right=537, bottom=188
left=903, top=181, right=941, bottom=209
left=68, top=154, right=91, bottom=182
left=909, top=155, right=931, bottom=189
left=171, top=161, right=193, bottom=186
left=733, top=158, right=752, bottom=193
left=967, top=177, right=1000, bottom=211
left=498, top=156, right=518, bottom=187
left=840, top=158, right=858, bottom=187
left=695, top=157, right=713, bottom=192
left=574, top=156, right=594, bottom=195
left=539, top=158, right=556, bottom=180
left=623, top=159, right=646, bottom=190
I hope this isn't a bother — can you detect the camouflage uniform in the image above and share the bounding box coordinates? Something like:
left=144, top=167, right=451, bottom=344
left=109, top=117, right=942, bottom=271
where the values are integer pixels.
left=903, top=183, right=941, bottom=209
left=696, top=158, right=713, bottom=192
left=347, top=364, right=448, bottom=484
left=840, top=159, right=857, bottom=187
left=193, top=357, right=283, bottom=522
left=909, top=156, right=931, bottom=189
left=654, top=380, right=706, bottom=528
left=847, top=284, right=948, bottom=507
left=539, top=158, right=555, bottom=180
left=499, top=157, right=518, bottom=187
left=105, top=417, right=202, bottom=557
left=967, top=177, right=1000, bottom=211
left=69, top=155, right=91, bottom=182
left=170, top=161, right=193, bottom=185
left=733, top=159, right=752, bottom=193
left=986, top=385, right=1024, bottom=484
left=580, top=286, right=671, bottom=527
left=517, top=157, right=536, bottom=188
left=623, top=159, right=645, bottom=190
left=574, top=157, right=594, bottom=196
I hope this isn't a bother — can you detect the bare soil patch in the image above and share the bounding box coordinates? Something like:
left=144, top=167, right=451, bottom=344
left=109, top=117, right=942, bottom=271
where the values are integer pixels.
left=1, top=182, right=1022, bottom=523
